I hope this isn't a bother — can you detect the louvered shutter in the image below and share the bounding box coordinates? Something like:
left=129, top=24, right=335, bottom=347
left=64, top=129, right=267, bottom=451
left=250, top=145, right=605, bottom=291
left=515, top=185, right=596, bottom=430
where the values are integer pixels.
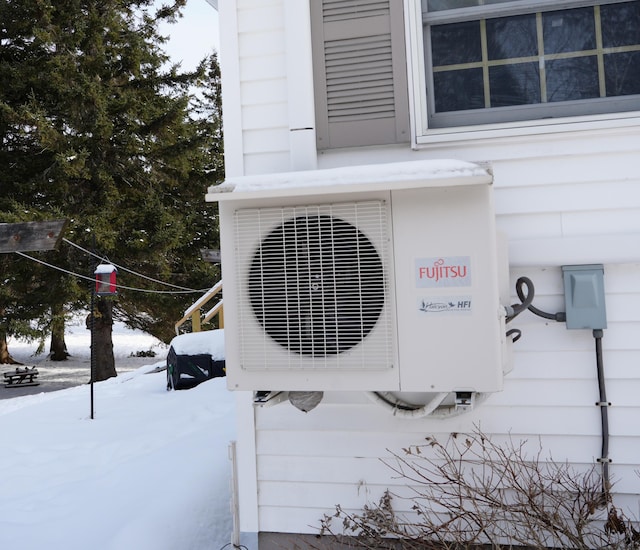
left=311, top=0, right=410, bottom=149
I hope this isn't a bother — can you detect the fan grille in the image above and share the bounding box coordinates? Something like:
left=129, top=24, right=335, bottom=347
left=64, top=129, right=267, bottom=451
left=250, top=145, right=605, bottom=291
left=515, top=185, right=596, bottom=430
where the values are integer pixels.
left=235, top=201, right=391, bottom=368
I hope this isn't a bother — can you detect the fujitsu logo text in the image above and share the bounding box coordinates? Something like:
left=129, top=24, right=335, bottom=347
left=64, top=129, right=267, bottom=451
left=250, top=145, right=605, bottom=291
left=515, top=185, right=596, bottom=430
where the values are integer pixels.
left=418, top=258, right=468, bottom=282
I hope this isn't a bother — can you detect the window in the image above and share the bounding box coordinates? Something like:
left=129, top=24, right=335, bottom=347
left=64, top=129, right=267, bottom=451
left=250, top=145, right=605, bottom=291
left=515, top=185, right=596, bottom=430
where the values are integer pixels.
left=422, top=0, right=640, bottom=128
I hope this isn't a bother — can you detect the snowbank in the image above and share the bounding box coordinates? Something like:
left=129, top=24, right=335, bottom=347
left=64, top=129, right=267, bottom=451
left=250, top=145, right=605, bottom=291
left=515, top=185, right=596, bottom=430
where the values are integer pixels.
left=0, top=323, right=236, bottom=550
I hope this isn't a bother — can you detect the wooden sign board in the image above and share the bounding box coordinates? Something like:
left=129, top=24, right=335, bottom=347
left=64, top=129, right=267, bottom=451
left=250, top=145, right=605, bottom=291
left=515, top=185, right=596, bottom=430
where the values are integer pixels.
left=200, top=248, right=221, bottom=263
left=0, top=219, right=68, bottom=253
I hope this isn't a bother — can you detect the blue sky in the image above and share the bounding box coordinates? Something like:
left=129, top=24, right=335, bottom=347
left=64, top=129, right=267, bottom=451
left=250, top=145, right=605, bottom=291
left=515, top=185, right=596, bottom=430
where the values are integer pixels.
left=159, top=0, right=219, bottom=70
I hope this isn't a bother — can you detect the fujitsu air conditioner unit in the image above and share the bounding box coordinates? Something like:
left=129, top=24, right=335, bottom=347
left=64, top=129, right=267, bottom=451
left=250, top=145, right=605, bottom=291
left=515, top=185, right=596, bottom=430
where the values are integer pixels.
left=208, top=160, right=511, bottom=396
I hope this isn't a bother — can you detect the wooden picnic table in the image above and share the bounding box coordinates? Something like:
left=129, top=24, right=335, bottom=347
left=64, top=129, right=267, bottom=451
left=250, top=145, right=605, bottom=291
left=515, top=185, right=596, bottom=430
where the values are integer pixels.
left=3, top=367, right=40, bottom=388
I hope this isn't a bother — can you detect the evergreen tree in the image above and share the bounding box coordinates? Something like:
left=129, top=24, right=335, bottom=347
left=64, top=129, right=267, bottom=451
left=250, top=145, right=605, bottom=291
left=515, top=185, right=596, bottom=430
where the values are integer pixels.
left=0, top=0, right=222, bottom=379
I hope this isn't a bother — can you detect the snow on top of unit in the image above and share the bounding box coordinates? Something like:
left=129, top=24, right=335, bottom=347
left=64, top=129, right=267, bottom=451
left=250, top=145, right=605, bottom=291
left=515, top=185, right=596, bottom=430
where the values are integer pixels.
left=169, top=329, right=225, bottom=360
left=207, top=159, right=491, bottom=197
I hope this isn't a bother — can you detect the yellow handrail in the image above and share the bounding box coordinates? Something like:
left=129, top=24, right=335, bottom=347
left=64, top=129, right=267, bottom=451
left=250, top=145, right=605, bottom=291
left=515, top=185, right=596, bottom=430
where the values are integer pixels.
left=174, top=280, right=223, bottom=335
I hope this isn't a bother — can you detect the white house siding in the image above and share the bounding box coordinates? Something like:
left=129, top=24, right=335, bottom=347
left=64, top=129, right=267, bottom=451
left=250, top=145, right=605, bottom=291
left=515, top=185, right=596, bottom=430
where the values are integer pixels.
left=251, top=263, right=640, bottom=536
left=215, top=0, right=640, bottom=543
left=221, top=0, right=290, bottom=177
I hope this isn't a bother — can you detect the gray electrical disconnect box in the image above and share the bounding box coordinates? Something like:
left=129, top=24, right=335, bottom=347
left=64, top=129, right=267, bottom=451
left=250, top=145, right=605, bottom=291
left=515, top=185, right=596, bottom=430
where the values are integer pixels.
left=562, top=265, right=607, bottom=330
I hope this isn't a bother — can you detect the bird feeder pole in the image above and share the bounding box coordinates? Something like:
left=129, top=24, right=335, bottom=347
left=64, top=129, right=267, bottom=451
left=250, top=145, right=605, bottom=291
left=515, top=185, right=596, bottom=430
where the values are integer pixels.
left=90, top=263, right=118, bottom=419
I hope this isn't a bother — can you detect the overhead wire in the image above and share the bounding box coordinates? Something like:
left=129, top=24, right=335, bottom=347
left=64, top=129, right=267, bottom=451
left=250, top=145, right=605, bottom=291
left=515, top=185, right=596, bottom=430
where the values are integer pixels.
left=62, top=237, right=204, bottom=291
left=15, top=251, right=210, bottom=294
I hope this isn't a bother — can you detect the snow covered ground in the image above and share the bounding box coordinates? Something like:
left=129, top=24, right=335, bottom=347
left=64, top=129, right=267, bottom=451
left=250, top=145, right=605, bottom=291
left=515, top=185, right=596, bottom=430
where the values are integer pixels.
left=0, top=319, right=236, bottom=550
left=2, top=316, right=167, bottom=399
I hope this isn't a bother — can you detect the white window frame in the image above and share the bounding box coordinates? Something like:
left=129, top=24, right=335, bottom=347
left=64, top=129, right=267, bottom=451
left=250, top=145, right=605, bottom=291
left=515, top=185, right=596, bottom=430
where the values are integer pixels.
left=404, top=0, right=640, bottom=146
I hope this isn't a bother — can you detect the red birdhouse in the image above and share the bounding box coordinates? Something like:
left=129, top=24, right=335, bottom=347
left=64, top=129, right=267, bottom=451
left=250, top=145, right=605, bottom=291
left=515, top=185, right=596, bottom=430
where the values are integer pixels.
left=94, top=264, right=118, bottom=295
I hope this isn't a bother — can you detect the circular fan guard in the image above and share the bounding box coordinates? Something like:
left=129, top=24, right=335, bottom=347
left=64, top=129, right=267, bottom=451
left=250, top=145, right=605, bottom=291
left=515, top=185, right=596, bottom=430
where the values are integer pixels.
left=249, top=215, right=385, bottom=357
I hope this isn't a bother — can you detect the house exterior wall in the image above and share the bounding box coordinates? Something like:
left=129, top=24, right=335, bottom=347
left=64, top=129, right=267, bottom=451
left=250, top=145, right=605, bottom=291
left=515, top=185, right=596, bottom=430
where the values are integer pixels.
left=213, top=0, right=640, bottom=545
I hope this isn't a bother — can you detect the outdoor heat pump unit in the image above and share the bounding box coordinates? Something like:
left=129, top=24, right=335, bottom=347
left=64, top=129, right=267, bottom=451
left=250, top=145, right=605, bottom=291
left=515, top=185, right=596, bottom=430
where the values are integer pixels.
left=207, top=160, right=511, bottom=395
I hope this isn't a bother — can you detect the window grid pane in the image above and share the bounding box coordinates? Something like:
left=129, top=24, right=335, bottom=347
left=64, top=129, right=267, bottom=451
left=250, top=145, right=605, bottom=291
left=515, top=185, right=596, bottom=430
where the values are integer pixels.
left=426, top=0, right=640, bottom=123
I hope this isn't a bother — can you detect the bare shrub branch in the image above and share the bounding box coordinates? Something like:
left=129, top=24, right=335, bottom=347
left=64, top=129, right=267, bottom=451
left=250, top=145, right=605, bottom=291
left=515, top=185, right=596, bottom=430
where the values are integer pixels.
left=318, top=428, right=640, bottom=549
